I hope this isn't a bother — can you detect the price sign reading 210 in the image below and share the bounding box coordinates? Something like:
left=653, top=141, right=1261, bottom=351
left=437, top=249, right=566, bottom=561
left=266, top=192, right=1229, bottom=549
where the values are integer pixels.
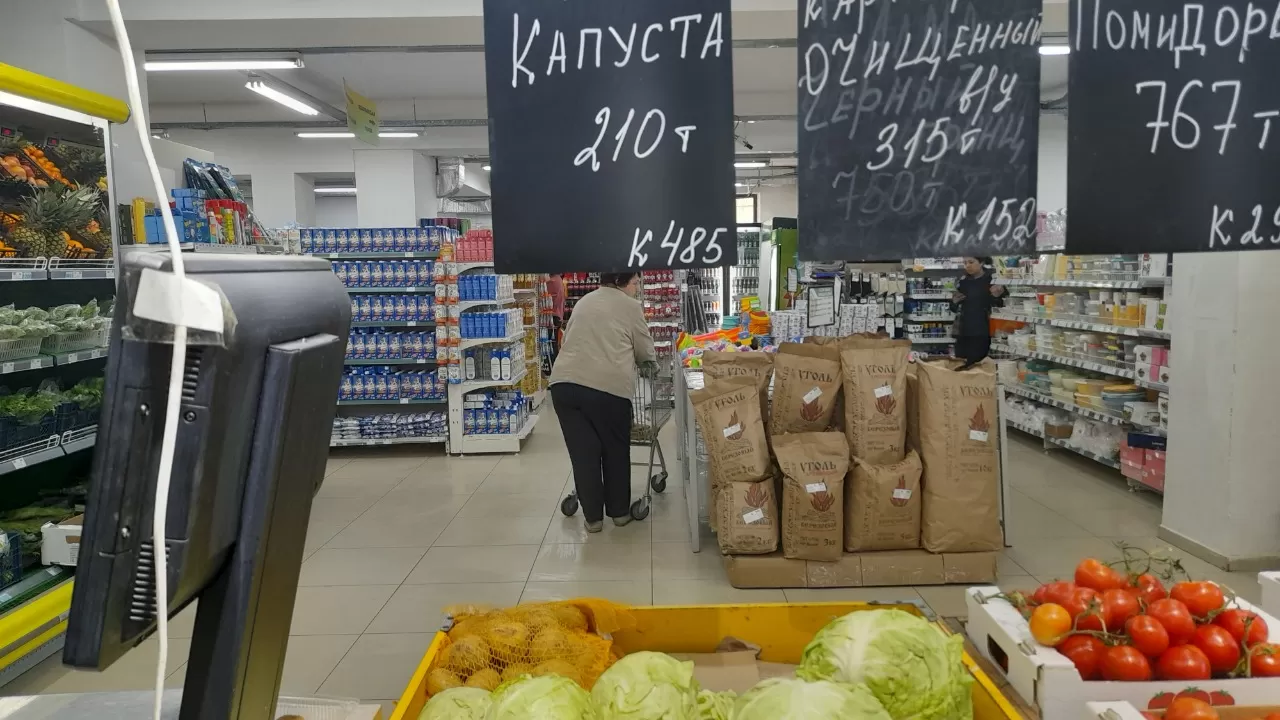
left=483, top=0, right=738, bottom=273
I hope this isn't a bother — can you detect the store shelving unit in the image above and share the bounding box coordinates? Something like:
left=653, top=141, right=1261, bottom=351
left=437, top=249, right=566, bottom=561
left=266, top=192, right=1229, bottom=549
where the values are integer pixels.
left=994, top=252, right=1172, bottom=495
left=0, top=67, right=131, bottom=688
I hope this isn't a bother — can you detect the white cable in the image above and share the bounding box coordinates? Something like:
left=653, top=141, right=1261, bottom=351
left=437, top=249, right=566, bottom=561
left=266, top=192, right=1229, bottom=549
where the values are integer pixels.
left=103, top=3, right=187, bottom=720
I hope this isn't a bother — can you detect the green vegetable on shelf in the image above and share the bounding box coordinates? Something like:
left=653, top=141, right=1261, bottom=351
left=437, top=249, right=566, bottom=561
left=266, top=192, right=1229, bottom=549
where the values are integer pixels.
left=418, top=687, right=492, bottom=719
left=732, top=678, right=892, bottom=720
left=591, top=651, right=699, bottom=719
left=0, top=390, right=61, bottom=425
left=485, top=675, right=596, bottom=720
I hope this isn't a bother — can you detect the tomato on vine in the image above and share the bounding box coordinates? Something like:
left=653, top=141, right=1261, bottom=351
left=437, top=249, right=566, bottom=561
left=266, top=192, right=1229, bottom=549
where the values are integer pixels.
left=1102, top=645, right=1153, bottom=681
left=1058, top=634, right=1105, bottom=680
left=1030, top=604, right=1072, bottom=647
left=1213, top=608, right=1269, bottom=646
left=1132, top=573, right=1168, bottom=605
left=1148, top=598, right=1197, bottom=646
left=1163, top=697, right=1220, bottom=720
left=1170, top=581, right=1226, bottom=619
left=1250, top=643, right=1280, bottom=677
left=1076, top=558, right=1126, bottom=592
left=1102, top=588, right=1140, bottom=629
left=1156, top=645, right=1212, bottom=681
left=1191, top=624, right=1240, bottom=675
left=1126, top=614, right=1171, bottom=658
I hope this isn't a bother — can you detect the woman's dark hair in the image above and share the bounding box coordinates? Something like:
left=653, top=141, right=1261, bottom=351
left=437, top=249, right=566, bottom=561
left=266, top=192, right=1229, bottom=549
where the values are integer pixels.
left=600, top=272, right=639, bottom=288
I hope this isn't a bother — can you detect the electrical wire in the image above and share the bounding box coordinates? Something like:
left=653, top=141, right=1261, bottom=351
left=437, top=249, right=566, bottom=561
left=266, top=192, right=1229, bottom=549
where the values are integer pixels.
left=103, top=3, right=188, bottom=719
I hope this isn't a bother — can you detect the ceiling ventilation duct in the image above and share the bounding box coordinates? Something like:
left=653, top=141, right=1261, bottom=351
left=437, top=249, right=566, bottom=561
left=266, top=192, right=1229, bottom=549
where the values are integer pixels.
left=436, top=157, right=490, bottom=199
left=440, top=197, right=493, bottom=214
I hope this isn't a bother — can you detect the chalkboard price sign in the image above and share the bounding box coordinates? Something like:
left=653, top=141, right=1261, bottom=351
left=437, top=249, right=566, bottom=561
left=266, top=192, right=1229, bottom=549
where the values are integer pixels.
left=798, top=0, right=1042, bottom=262
left=482, top=0, right=737, bottom=273
left=1068, top=0, right=1280, bottom=254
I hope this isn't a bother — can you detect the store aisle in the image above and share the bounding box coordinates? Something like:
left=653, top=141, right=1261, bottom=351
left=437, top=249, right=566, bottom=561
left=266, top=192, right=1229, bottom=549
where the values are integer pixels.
left=2, top=416, right=1262, bottom=709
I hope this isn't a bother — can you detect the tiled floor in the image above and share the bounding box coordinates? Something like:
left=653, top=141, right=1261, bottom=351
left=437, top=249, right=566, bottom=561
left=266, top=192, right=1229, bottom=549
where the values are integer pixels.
left=2, top=409, right=1264, bottom=710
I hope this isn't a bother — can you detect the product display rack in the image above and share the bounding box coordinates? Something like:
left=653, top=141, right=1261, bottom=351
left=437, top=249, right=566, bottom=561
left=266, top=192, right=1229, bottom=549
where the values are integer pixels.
left=0, top=68, right=131, bottom=688
left=303, top=228, right=449, bottom=448
left=730, top=226, right=763, bottom=305
left=993, top=252, right=1172, bottom=495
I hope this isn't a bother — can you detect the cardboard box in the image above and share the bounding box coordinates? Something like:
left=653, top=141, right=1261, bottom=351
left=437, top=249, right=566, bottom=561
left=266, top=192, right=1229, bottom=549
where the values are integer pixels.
left=1261, top=572, right=1280, bottom=620
left=723, top=550, right=998, bottom=589
left=40, top=514, right=83, bottom=567
left=1141, top=467, right=1165, bottom=492
left=1089, top=701, right=1280, bottom=719
left=967, top=587, right=1280, bottom=720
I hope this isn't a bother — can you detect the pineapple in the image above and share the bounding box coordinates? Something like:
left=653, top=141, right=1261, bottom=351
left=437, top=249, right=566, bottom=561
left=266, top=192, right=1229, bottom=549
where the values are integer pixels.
left=9, top=187, right=98, bottom=259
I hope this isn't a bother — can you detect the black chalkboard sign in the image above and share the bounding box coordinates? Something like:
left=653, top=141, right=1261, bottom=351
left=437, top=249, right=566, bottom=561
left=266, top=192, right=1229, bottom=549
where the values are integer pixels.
left=798, top=0, right=1042, bottom=262
left=1068, top=0, right=1280, bottom=254
left=482, top=0, right=737, bottom=273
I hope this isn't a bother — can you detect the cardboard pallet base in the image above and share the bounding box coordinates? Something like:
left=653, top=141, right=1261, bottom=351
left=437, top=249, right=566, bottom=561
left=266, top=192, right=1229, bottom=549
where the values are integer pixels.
left=722, top=549, right=999, bottom=589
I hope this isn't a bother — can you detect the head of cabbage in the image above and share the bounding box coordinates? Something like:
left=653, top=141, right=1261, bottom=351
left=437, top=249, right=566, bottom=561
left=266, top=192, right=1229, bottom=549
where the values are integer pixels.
left=732, top=677, right=891, bottom=720
left=419, top=687, right=491, bottom=720
left=695, top=689, right=736, bottom=720
left=485, top=674, right=597, bottom=719
left=590, top=651, right=699, bottom=719
left=795, top=609, right=973, bottom=720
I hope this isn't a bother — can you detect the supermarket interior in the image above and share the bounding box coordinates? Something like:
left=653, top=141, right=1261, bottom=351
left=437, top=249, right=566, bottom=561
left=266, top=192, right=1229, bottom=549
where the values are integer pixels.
left=1, top=2, right=1280, bottom=720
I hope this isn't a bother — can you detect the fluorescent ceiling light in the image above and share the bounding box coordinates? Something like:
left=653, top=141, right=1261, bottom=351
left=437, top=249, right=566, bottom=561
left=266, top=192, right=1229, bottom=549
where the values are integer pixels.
left=734, top=161, right=767, bottom=168
left=0, top=90, right=102, bottom=127
left=1040, top=45, right=1070, bottom=55
left=146, top=59, right=303, bottom=72
left=314, top=187, right=357, bottom=195
left=482, top=165, right=491, bottom=171
left=735, top=183, right=748, bottom=187
left=246, top=81, right=319, bottom=116
left=295, top=131, right=421, bottom=139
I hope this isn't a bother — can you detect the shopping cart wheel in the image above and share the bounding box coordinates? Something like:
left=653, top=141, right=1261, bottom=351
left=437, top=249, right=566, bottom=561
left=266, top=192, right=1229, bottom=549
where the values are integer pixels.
left=630, top=496, right=651, bottom=521
left=650, top=473, right=667, bottom=494
left=560, top=493, right=579, bottom=517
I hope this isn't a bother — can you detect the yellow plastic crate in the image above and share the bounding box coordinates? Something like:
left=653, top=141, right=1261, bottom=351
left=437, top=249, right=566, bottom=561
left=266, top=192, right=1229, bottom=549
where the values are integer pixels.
left=389, top=601, right=1025, bottom=720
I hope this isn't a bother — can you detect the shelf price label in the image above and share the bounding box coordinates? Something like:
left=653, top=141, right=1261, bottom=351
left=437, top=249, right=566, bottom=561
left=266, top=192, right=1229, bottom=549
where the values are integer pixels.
left=1068, top=0, right=1280, bottom=253
left=482, top=0, right=737, bottom=272
left=798, top=0, right=1042, bottom=261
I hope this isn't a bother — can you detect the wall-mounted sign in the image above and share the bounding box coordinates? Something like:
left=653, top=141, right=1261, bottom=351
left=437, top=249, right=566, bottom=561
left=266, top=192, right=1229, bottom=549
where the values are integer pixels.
left=344, top=81, right=379, bottom=147
left=482, top=0, right=737, bottom=273
left=1068, top=0, right=1280, bottom=253
left=798, top=0, right=1042, bottom=261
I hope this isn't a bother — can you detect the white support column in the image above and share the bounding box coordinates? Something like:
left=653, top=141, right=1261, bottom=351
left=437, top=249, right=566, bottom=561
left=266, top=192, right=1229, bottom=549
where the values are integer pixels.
left=354, top=150, right=418, bottom=227
left=1160, top=251, right=1280, bottom=570
left=294, top=175, right=316, bottom=227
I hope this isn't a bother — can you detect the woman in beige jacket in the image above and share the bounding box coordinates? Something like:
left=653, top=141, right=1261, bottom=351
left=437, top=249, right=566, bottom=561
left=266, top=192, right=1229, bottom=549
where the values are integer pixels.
left=549, top=273, right=656, bottom=532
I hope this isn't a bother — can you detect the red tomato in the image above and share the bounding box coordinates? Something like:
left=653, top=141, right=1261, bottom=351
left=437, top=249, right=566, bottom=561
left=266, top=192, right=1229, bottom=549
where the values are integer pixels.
left=1132, top=573, right=1168, bottom=605
left=1102, top=589, right=1141, bottom=630
left=1126, top=614, right=1171, bottom=658
left=1102, top=644, right=1153, bottom=681
left=1058, top=634, right=1106, bottom=680
left=1076, top=558, right=1126, bottom=592
left=1156, top=645, right=1212, bottom=681
left=1064, top=587, right=1104, bottom=630
left=1206, top=690, right=1233, bottom=706
left=1213, top=608, right=1270, bottom=646
left=1040, top=580, right=1078, bottom=607
left=1264, top=713, right=1280, bottom=720
left=1170, top=581, right=1227, bottom=619
left=1163, top=697, right=1220, bottom=720
left=1249, top=643, right=1280, bottom=677
left=1192, top=624, right=1241, bottom=675
left=1148, top=598, right=1197, bottom=646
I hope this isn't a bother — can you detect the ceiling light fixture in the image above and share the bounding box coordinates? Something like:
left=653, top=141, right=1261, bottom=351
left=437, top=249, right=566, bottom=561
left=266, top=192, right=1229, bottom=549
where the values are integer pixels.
left=377, top=131, right=420, bottom=138
left=734, top=161, right=767, bottom=169
left=1039, top=45, right=1070, bottom=55
left=482, top=165, right=491, bottom=171
left=246, top=80, right=319, bottom=116
left=145, top=53, right=303, bottom=72
left=314, top=187, right=357, bottom=195
left=0, top=90, right=101, bottom=127
left=295, top=130, right=421, bottom=139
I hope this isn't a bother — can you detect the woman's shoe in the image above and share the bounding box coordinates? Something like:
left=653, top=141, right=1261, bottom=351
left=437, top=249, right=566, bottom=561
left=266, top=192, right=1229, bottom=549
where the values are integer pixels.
left=611, top=515, right=633, bottom=527
left=585, top=520, right=603, bottom=533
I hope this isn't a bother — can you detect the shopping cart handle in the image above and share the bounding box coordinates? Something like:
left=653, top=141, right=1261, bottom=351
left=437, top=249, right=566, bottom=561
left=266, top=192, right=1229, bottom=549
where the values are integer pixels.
left=637, top=360, right=659, bottom=378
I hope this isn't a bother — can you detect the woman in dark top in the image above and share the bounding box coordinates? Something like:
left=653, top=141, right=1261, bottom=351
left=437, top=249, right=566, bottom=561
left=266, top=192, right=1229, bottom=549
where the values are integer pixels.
left=951, top=257, right=1006, bottom=367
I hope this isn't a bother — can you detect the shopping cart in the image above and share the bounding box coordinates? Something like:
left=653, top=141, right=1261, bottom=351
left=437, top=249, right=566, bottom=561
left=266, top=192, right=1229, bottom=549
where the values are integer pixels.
left=560, top=359, right=672, bottom=521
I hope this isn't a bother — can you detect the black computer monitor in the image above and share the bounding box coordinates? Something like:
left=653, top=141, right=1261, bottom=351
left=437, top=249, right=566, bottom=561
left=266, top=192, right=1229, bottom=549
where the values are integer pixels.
left=63, top=251, right=350, bottom=720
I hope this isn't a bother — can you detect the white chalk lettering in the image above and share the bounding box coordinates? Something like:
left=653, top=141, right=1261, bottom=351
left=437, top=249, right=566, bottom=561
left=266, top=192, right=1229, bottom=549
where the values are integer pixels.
left=634, top=109, right=666, bottom=159
left=1136, top=81, right=1171, bottom=153
left=1215, top=6, right=1241, bottom=47
left=642, top=23, right=663, bottom=62
left=578, top=29, right=603, bottom=69
left=609, top=25, right=637, bottom=67
left=630, top=227, right=653, bottom=266
left=1255, top=110, right=1279, bottom=148
left=674, top=125, right=696, bottom=152
left=1211, top=80, right=1241, bottom=154
left=575, top=106, right=610, bottom=171
left=1242, top=2, right=1269, bottom=60
left=547, top=30, right=567, bottom=75
left=679, top=228, right=708, bottom=263
left=611, top=108, right=636, bottom=162
left=670, top=14, right=702, bottom=59
left=702, top=12, right=725, bottom=59
left=865, top=40, right=890, bottom=77
left=804, top=42, right=830, bottom=96
left=1240, top=205, right=1265, bottom=245
left=1107, top=10, right=1128, bottom=49
left=868, top=123, right=898, bottom=170
left=512, top=13, right=540, bottom=88
left=704, top=228, right=726, bottom=264
left=1173, top=80, right=1203, bottom=149
left=1157, top=13, right=1179, bottom=52
left=940, top=204, right=967, bottom=246
left=994, top=72, right=1018, bottom=114
left=835, top=35, right=861, bottom=86
left=922, top=117, right=952, bottom=164
left=1209, top=205, right=1233, bottom=248
left=1012, top=20, right=1027, bottom=45
left=660, top=221, right=682, bottom=265
left=992, top=20, right=1012, bottom=49
left=970, top=23, right=991, bottom=55
left=949, top=25, right=970, bottom=59
left=1175, top=4, right=1206, bottom=69
left=1132, top=11, right=1152, bottom=49
left=804, top=0, right=824, bottom=29
left=1092, top=0, right=1102, bottom=49
left=1272, top=0, right=1280, bottom=38
left=960, top=65, right=999, bottom=125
